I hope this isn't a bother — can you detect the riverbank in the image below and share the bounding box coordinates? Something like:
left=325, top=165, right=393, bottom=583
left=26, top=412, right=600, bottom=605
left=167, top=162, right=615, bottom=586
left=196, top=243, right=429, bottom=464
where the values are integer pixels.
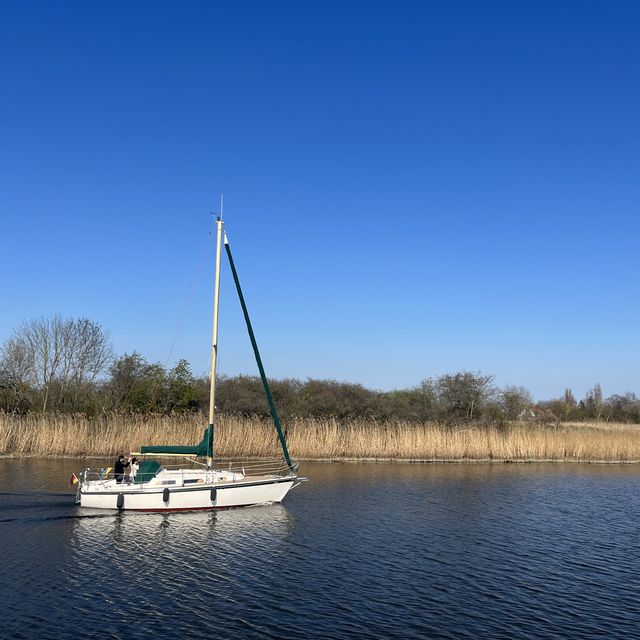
left=1, top=413, right=640, bottom=462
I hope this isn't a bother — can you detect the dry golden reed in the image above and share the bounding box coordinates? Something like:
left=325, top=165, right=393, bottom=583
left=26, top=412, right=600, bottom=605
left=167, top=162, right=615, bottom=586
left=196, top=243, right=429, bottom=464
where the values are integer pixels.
left=1, top=413, right=640, bottom=461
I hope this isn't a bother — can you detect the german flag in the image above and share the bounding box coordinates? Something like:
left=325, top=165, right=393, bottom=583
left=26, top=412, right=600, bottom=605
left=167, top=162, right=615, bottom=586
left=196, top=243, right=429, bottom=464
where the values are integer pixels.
left=69, top=473, right=79, bottom=487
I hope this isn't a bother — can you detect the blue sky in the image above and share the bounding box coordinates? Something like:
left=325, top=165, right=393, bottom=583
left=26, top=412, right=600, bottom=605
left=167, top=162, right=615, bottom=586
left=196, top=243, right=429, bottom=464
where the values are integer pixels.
left=1, top=1, right=638, bottom=400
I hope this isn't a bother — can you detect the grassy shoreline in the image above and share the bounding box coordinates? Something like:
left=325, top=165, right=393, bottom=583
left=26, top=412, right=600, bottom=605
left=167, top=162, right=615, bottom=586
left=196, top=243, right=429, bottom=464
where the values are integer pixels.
left=1, top=413, right=640, bottom=463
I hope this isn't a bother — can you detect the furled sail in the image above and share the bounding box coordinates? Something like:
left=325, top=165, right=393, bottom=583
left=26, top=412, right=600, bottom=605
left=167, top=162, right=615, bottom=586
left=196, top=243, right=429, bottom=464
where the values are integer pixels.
left=140, top=425, right=213, bottom=457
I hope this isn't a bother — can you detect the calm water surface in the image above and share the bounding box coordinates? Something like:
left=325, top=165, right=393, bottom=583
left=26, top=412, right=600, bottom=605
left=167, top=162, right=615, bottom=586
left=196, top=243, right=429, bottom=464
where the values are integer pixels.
left=0, top=459, right=639, bottom=639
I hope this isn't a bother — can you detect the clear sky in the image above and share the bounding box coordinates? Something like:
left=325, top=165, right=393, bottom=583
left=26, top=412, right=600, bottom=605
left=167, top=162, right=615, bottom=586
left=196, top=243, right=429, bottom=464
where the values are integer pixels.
left=1, top=1, right=638, bottom=400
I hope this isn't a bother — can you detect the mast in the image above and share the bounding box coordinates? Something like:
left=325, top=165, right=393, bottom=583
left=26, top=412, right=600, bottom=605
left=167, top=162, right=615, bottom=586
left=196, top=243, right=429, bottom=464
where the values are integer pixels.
left=207, top=215, right=224, bottom=469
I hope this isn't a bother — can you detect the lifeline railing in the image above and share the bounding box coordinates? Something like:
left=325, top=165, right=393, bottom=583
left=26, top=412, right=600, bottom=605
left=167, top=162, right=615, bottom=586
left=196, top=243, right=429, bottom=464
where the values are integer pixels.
left=156, top=457, right=298, bottom=477
left=78, top=457, right=298, bottom=486
left=213, top=457, right=299, bottom=477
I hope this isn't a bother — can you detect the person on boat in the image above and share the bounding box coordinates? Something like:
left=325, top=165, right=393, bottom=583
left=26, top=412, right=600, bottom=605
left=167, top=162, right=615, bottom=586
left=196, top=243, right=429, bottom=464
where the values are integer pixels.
left=114, top=455, right=129, bottom=484
left=128, top=457, right=139, bottom=482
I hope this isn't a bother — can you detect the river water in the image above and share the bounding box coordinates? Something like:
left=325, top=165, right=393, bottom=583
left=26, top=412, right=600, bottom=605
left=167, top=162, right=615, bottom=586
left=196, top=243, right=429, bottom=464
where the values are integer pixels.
left=0, top=459, right=638, bottom=639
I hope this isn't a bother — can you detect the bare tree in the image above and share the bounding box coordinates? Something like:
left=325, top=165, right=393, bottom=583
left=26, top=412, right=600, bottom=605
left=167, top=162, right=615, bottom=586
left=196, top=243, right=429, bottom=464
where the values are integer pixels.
left=434, top=371, right=495, bottom=421
left=4, top=315, right=112, bottom=411
left=0, top=336, right=34, bottom=411
left=593, top=383, right=604, bottom=420
left=500, top=385, right=534, bottom=420
left=65, top=319, right=113, bottom=409
left=16, top=316, right=64, bottom=411
left=563, top=388, right=577, bottom=409
left=585, top=383, right=604, bottom=421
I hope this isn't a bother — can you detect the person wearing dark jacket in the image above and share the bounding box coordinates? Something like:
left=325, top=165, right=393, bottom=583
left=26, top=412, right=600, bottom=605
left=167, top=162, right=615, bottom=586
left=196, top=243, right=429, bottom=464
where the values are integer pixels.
left=114, top=455, right=130, bottom=484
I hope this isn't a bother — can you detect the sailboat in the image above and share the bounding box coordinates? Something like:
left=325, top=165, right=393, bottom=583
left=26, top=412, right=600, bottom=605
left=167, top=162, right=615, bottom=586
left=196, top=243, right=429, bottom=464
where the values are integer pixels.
left=75, top=216, right=303, bottom=511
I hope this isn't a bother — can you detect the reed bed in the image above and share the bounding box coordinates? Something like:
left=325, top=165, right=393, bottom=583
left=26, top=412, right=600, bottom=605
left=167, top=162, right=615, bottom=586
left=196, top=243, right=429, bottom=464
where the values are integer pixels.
left=1, top=413, right=640, bottom=462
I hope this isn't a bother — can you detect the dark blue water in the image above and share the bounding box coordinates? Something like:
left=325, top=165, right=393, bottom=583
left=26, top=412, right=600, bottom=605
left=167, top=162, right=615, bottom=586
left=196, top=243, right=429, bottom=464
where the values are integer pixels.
left=1, top=459, right=639, bottom=639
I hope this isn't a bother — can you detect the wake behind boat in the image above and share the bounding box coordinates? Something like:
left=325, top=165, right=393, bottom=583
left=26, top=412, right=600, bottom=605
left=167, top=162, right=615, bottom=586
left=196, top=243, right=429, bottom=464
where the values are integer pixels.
left=74, top=215, right=304, bottom=511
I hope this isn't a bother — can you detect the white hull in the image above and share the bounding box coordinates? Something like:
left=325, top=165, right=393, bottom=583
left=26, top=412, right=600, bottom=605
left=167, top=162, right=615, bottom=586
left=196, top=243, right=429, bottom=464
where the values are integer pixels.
left=79, top=476, right=299, bottom=511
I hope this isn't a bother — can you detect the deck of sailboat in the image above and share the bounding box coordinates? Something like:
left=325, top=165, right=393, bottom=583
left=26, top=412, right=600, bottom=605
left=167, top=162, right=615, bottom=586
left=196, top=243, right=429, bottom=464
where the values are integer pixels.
left=232, top=474, right=286, bottom=483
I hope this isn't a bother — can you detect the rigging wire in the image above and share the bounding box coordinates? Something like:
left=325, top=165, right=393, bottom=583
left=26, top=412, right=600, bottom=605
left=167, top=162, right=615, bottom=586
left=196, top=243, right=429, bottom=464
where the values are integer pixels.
left=164, top=233, right=213, bottom=369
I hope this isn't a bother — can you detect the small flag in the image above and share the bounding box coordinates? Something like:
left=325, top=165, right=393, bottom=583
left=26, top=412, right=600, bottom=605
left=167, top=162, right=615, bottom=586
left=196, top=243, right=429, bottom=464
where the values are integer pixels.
left=69, top=473, right=79, bottom=487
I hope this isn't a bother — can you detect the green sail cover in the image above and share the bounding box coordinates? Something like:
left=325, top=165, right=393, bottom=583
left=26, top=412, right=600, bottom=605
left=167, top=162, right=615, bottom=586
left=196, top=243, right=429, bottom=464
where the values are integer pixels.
left=140, top=425, right=213, bottom=457
left=133, top=460, right=161, bottom=484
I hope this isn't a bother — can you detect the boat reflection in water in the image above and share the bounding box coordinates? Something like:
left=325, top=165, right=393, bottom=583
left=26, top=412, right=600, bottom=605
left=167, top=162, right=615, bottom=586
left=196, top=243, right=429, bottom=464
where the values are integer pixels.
left=67, top=505, right=295, bottom=604
left=71, top=502, right=294, bottom=554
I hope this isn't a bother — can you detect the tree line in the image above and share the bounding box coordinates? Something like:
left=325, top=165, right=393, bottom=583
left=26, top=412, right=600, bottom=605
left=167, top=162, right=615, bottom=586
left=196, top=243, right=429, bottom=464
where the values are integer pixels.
left=1, top=315, right=639, bottom=424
